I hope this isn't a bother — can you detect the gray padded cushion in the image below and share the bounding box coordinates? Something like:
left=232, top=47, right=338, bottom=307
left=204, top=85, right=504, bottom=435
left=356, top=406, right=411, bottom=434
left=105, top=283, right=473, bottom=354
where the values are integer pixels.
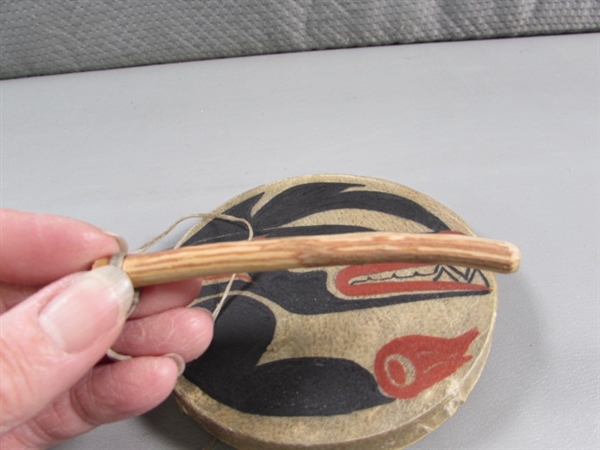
left=1, top=0, right=599, bottom=79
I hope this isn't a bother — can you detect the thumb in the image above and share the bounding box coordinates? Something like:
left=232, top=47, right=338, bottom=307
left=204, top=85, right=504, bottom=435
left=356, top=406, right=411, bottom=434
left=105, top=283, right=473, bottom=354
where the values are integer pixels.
left=0, top=266, right=134, bottom=435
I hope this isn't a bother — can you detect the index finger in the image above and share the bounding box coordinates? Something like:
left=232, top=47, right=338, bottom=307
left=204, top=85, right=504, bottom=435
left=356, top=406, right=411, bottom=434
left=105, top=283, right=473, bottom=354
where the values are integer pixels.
left=0, top=209, right=124, bottom=286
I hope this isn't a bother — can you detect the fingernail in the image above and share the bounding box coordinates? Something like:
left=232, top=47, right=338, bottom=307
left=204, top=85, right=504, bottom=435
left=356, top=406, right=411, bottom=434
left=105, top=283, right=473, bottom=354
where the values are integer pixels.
left=102, top=230, right=129, bottom=253
left=164, top=353, right=186, bottom=375
left=39, top=266, right=134, bottom=353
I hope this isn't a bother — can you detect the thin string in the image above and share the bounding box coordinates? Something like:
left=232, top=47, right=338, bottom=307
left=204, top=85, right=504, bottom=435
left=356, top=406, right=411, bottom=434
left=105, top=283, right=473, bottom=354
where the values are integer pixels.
left=201, top=436, right=220, bottom=450
left=135, top=213, right=254, bottom=320
left=106, top=213, right=254, bottom=363
left=212, top=272, right=236, bottom=320
left=136, top=213, right=253, bottom=253
left=145, top=214, right=239, bottom=448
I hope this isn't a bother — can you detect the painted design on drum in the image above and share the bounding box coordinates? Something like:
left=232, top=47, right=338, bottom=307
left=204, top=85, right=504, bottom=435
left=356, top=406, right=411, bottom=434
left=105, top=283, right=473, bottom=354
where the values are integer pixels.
left=182, top=182, right=490, bottom=416
left=374, top=329, right=479, bottom=399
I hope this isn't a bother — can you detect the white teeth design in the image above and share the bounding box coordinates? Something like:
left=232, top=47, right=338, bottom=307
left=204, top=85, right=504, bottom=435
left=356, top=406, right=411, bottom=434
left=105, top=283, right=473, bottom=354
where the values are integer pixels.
left=435, top=266, right=490, bottom=287
left=351, top=267, right=436, bottom=284
left=349, top=266, right=490, bottom=288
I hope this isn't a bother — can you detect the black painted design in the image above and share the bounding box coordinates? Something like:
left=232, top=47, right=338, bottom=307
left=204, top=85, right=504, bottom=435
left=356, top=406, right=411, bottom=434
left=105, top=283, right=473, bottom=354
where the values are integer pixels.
left=184, top=182, right=449, bottom=246
left=185, top=297, right=393, bottom=416
left=200, top=270, right=487, bottom=316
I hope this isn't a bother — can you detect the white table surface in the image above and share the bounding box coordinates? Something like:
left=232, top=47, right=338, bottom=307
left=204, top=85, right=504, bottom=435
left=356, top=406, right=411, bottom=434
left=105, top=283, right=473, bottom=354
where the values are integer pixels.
left=1, top=33, right=598, bottom=450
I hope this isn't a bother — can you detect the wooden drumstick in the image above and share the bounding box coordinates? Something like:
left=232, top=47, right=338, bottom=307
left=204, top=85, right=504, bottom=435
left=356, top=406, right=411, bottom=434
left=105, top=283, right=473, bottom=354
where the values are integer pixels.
left=92, top=232, right=520, bottom=288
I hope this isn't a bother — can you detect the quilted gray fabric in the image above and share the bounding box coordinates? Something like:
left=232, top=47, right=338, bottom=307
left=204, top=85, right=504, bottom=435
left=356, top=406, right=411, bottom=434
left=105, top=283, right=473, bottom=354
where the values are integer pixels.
left=1, top=0, right=598, bottom=79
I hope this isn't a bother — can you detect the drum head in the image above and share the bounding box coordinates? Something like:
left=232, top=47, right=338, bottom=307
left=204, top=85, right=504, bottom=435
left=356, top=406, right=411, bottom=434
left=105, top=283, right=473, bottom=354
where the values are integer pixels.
left=174, top=175, right=497, bottom=450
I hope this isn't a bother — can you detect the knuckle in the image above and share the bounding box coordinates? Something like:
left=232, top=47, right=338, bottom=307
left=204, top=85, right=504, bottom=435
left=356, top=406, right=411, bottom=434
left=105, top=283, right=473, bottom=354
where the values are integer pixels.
left=0, top=336, right=37, bottom=433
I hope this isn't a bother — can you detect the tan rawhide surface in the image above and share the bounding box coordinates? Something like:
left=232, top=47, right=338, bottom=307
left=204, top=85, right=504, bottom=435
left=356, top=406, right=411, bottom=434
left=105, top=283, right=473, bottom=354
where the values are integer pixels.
left=173, top=175, right=504, bottom=449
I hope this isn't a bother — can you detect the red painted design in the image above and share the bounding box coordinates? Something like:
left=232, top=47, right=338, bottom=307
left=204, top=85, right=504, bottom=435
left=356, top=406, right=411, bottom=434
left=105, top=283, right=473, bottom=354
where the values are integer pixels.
left=374, top=328, right=479, bottom=399
left=335, top=263, right=490, bottom=297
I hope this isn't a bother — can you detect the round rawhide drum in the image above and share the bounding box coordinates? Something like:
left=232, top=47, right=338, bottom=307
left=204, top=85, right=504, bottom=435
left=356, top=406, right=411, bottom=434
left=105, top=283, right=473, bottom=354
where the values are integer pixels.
left=173, top=174, right=497, bottom=450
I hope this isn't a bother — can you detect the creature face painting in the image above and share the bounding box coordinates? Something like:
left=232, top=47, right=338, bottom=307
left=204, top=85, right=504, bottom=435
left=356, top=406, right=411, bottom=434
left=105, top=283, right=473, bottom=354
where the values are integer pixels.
left=174, top=175, right=497, bottom=449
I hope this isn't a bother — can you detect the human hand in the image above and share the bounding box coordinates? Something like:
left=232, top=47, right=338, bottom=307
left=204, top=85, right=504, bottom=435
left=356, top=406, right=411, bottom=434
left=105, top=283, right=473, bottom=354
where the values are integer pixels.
left=0, top=209, right=214, bottom=448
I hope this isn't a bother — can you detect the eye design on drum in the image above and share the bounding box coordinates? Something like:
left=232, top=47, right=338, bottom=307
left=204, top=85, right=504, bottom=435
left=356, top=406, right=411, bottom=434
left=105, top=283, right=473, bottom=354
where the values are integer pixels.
left=182, top=181, right=492, bottom=417
left=374, top=329, right=480, bottom=399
